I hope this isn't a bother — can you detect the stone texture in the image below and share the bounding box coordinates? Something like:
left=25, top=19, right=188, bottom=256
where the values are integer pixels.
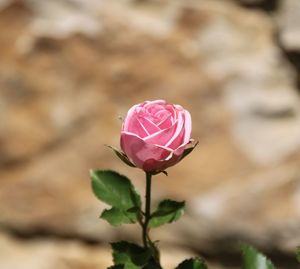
left=277, top=0, right=300, bottom=51
left=0, top=232, right=112, bottom=269
left=193, top=1, right=300, bottom=164
left=0, top=0, right=300, bottom=268
left=236, top=0, right=265, bottom=4
left=0, top=232, right=200, bottom=269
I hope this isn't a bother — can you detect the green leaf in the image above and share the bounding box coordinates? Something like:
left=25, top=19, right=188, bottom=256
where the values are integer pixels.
left=180, top=140, right=199, bottom=161
left=142, top=259, right=163, bottom=269
left=175, top=258, right=207, bottom=269
left=101, top=207, right=140, bottom=226
left=148, top=200, right=185, bottom=228
left=296, top=247, right=300, bottom=263
left=91, top=170, right=141, bottom=210
left=242, top=245, right=275, bottom=269
left=111, top=241, right=151, bottom=268
left=108, top=265, right=124, bottom=269
left=147, top=239, right=160, bottom=264
left=106, top=145, right=136, bottom=168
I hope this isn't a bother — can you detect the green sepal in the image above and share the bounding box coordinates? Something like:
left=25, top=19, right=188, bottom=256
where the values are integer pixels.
left=111, top=241, right=152, bottom=268
left=106, top=145, right=136, bottom=168
left=180, top=140, right=199, bottom=161
left=297, top=247, right=300, bottom=263
left=175, top=258, right=208, bottom=269
left=91, top=170, right=141, bottom=210
left=101, top=207, right=141, bottom=226
left=150, top=170, right=168, bottom=176
left=241, top=245, right=275, bottom=269
left=148, top=200, right=185, bottom=228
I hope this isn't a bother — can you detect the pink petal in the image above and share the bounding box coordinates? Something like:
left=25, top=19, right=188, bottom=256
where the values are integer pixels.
left=165, top=111, right=185, bottom=149
left=183, top=109, right=192, bottom=145
left=144, top=100, right=166, bottom=108
left=142, top=152, right=182, bottom=172
left=157, top=114, right=173, bottom=129
left=120, top=132, right=172, bottom=171
left=138, top=116, right=160, bottom=134
left=123, top=103, right=160, bottom=136
left=173, top=110, right=192, bottom=155
left=125, top=114, right=149, bottom=138
left=123, top=104, right=139, bottom=132
left=144, top=120, right=178, bottom=147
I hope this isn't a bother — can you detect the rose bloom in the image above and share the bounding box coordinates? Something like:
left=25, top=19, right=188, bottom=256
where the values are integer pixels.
left=120, top=100, right=192, bottom=173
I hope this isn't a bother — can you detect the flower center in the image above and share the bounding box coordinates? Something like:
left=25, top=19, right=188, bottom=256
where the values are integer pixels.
left=137, top=106, right=173, bottom=129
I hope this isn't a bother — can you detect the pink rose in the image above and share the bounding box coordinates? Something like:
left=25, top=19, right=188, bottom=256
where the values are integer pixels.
left=120, top=100, right=194, bottom=173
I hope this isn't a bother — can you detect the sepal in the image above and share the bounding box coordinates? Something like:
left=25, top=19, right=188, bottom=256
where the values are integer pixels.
left=150, top=170, right=168, bottom=176
left=106, top=145, right=136, bottom=168
left=180, top=140, right=199, bottom=161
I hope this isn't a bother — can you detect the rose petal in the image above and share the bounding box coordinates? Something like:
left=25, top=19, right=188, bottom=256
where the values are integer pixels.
left=120, top=132, right=172, bottom=171
left=124, top=104, right=160, bottom=136
left=157, top=113, right=172, bottom=129
left=149, top=105, right=165, bottom=116
left=125, top=114, right=149, bottom=138
left=173, top=109, right=192, bottom=155
left=143, top=151, right=182, bottom=172
left=165, top=110, right=185, bottom=149
left=155, top=110, right=171, bottom=124
left=144, top=100, right=166, bottom=108
left=144, top=119, right=178, bottom=147
left=183, top=109, right=192, bottom=144
left=144, top=101, right=170, bottom=125
left=123, top=104, right=139, bottom=132
left=138, top=116, right=160, bottom=134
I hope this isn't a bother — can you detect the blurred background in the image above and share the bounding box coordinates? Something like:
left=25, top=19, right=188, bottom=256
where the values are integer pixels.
left=0, top=0, right=300, bottom=268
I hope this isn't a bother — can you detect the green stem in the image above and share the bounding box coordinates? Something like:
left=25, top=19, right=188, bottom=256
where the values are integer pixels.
left=143, top=172, right=152, bottom=248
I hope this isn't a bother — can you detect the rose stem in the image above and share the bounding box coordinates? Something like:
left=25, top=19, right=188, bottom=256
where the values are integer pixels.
left=143, top=172, right=152, bottom=248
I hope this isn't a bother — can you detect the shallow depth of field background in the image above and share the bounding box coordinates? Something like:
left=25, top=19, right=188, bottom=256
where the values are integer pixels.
left=0, top=0, right=300, bottom=268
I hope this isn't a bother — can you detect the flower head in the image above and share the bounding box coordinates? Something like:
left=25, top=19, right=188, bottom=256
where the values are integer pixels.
left=120, top=100, right=194, bottom=173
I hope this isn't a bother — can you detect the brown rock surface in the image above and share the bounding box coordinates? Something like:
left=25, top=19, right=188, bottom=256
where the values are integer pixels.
left=0, top=232, right=112, bottom=269
left=277, top=0, right=300, bottom=51
left=0, top=0, right=300, bottom=268
left=0, top=232, right=202, bottom=269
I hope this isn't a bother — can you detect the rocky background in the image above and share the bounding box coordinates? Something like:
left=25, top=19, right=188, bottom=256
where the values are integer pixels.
left=0, top=0, right=300, bottom=268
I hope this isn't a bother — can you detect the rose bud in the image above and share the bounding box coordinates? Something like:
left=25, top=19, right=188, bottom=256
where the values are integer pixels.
left=119, top=100, right=196, bottom=173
